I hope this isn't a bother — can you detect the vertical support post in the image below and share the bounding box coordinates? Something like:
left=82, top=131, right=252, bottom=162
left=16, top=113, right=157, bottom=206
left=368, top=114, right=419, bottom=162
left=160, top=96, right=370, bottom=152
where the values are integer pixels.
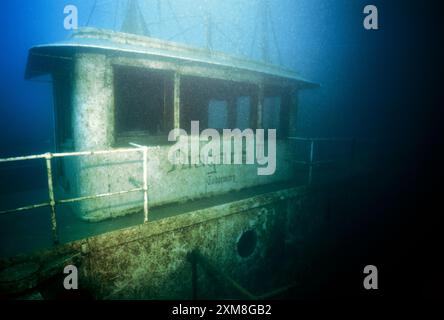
left=288, top=87, right=299, bottom=137
left=308, top=139, right=314, bottom=185
left=45, top=153, right=59, bottom=245
left=257, top=83, right=264, bottom=129
left=142, top=147, right=149, bottom=223
left=173, top=72, right=181, bottom=129
left=163, top=78, right=168, bottom=132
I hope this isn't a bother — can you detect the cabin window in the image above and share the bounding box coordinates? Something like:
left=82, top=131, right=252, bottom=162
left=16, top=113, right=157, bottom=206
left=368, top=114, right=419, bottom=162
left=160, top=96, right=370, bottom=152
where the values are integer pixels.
left=262, top=86, right=291, bottom=138
left=236, top=96, right=251, bottom=130
left=263, top=96, right=281, bottom=130
left=114, top=66, right=173, bottom=143
left=208, top=99, right=228, bottom=129
left=181, top=75, right=256, bottom=133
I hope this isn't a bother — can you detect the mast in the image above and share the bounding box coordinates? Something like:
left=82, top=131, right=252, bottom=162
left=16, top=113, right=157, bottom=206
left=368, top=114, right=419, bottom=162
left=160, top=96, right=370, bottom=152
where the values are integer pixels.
left=260, top=0, right=270, bottom=62
left=204, top=10, right=213, bottom=50
left=121, top=0, right=150, bottom=36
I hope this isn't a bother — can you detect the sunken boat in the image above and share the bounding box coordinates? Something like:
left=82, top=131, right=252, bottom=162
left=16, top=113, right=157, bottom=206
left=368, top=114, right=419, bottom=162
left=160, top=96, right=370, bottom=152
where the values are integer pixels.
left=0, top=2, right=337, bottom=300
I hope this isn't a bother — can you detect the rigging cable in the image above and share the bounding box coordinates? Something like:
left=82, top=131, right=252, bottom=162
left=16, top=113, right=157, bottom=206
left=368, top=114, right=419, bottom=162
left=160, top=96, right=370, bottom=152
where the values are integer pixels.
left=113, top=0, right=120, bottom=30
left=168, top=23, right=200, bottom=41
left=268, top=4, right=282, bottom=65
left=212, top=21, right=244, bottom=56
left=166, top=0, right=189, bottom=43
left=136, top=0, right=150, bottom=36
left=86, top=0, right=98, bottom=26
left=249, top=4, right=260, bottom=58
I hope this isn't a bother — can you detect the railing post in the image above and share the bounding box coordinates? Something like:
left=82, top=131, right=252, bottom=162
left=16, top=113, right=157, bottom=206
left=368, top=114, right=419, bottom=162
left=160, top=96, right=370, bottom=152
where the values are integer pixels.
left=142, top=146, right=149, bottom=224
left=45, top=153, right=59, bottom=245
left=173, top=72, right=181, bottom=129
left=257, top=83, right=264, bottom=129
left=308, top=139, right=314, bottom=185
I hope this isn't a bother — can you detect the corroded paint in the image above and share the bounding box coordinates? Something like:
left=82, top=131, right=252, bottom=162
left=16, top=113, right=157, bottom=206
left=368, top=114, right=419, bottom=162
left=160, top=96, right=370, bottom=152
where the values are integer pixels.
left=24, top=28, right=312, bottom=222
left=0, top=185, right=327, bottom=299
left=27, top=28, right=318, bottom=88
left=64, top=132, right=299, bottom=221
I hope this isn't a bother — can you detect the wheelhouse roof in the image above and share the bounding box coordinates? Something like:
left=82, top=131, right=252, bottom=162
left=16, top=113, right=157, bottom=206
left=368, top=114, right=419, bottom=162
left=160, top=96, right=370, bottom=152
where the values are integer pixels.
left=25, top=27, right=318, bottom=88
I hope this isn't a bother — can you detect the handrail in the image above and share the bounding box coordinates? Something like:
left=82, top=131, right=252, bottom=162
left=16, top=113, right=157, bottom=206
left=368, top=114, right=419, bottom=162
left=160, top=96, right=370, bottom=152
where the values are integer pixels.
left=0, top=147, right=146, bottom=163
left=288, top=137, right=364, bottom=185
left=0, top=145, right=149, bottom=245
left=0, top=137, right=362, bottom=245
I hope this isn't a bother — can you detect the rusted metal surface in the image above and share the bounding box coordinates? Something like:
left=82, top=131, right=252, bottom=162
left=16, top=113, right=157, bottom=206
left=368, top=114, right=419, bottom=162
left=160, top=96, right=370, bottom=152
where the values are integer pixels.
left=189, top=250, right=257, bottom=300
left=21, top=27, right=319, bottom=222
left=0, top=250, right=82, bottom=296
left=189, top=250, right=299, bottom=300
left=60, top=128, right=300, bottom=221
left=0, top=184, right=316, bottom=299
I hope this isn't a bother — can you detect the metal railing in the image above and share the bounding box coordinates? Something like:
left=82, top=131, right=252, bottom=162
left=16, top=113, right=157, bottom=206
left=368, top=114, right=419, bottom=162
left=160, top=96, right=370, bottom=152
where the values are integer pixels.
left=0, top=144, right=149, bottom=245
left=288, top=137, right=360, bottom=185
left=0, top=137, right=370, bottom=245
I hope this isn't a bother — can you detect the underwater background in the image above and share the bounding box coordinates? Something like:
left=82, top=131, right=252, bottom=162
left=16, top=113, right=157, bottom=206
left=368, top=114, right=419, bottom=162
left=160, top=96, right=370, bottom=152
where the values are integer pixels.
left=1, top=0, right=438, bottom=154
left=0, top=0, right=441, bottom=299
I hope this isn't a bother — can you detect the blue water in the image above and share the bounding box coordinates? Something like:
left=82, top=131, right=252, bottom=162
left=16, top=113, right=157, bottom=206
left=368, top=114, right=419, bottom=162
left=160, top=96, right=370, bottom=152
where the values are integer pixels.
left=0, top=0, right=440, bottom=299
left=1, top=0, right=431, bottom=156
